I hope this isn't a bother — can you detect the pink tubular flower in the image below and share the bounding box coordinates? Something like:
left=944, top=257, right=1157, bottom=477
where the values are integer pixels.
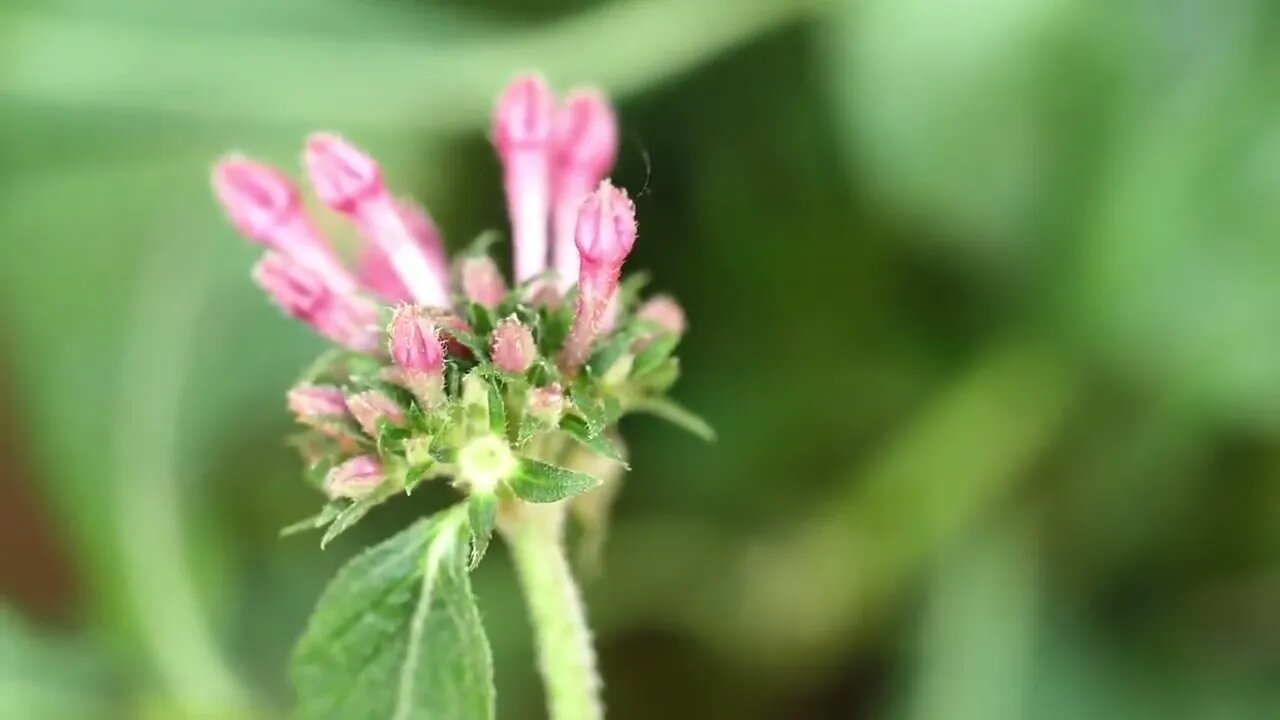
left=325, top=455, right=385, bottom=499
left=458, top=255, right=508, bottom=310
left=304, top=134, right=449, bottom=306
left=387, top=305, right=446, bottom=405
left=493, top=75, right=556, bottom=283
left=253, top=252, right=380, bottom=352
left=560, top=181, right=637, bottom=373
left=552, top=89, right=618, bottom=290
left=287, top=384, right=349, bottom=425
left=345, top=390, right=406, bottom=437
left=212, top=156, right=355, bottom=293
left=491, top=317, right=537, bottom=374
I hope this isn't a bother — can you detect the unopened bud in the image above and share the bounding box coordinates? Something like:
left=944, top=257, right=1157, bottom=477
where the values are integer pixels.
left=387, top=305, right=445, bottom=374
left=345, top=390, right=405, bottom=437
left=560, top=181, right=638, bottom=373
left=325, top=455, right=384, bottom=499
left=459, top=255, right=507, bottom=310
left=491, top=317, right=537, bottom=374
left=636, top=294, right=686, bottom=336
left=526, top=383, right=565, bottom=426
left=287, top=384, right=348, bottom=426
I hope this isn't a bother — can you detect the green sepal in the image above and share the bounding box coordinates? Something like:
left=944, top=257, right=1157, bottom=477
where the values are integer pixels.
left=403, top=463, right=436, bottom=495
left=440, top=322, right=489, bottom=360
left=630, top=397, right=716, bottom=442
left=569, top=380, right=609, bottom=437
left=466, top=301, right=496, bottom=338
left=586, top=328, right=637, bottom=377
left=560, top=415, right=629, bottom=466
left=534, top=304, right=573, bottom=357
left=507, top=459, right=600, bottom=503
left=466, top=492, right=497, bottom=570
left=487, top=377, right=508, bottom=438
left=375, top=420, right=412, bottom=456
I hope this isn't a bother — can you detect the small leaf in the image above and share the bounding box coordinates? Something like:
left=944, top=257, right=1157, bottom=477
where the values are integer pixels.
left=467, top=301, right=496, bottom=338
left=633, top=357, right=681, bottom=392
left=615, top=271, right=652, bottom=313
left=280, top=502, right=344, bottom=537
left=487, top=379, right=508, bottom=438
left=569, top=381, right=609, bottom=437
left=508, top=459, right=600, bottom=503
left=440, top=322, right=489, bottom=359
left=467, top=493, right=497, bottom=569
left=631, top=334, right=680, bottom=377
left=631, top=397, right=716, bottom=442
left=319, top=485, right=396, bottom=549
left=376, top=421, right=412, bottom=456
left=293, top=508, right=495, bottom=720
left=586, top=328, right=637, bottom=377
left=560, top=415, right=629, bottom=466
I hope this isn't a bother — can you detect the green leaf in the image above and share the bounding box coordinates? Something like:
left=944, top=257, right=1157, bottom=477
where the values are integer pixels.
left=467, top=493, right=497, bottom=570
left=320, top=485, right=397, bottom=549
left=293, top=508, right=495, bottom=720
left=280, top=502, right=344, bottom=537
left=508, top=459, right=600, bottom=503
left=559, top=415, right=629, bottom=467
left=630, top=397, right=716, bottom=442
left=631, top=334, right=680, bottom=378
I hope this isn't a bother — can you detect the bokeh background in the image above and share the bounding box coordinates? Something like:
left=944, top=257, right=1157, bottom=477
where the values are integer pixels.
left=3, top=0, right=1280, bottom=717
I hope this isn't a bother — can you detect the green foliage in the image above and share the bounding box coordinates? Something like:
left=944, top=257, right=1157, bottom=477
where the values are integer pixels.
left=292, top=509, right=494, bottom=720
left=508, top=459, right=601, bottom=504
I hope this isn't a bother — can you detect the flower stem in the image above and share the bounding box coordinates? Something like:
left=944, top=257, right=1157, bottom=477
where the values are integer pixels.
left=502, top=503, right=603, bottom=720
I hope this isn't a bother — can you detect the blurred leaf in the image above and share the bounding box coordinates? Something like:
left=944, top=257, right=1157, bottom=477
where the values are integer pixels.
left=293, top=508, right=494, bottom=719
left=0, top=607, right=111, bottom=720
left=628, top=397, right=716, bottom=442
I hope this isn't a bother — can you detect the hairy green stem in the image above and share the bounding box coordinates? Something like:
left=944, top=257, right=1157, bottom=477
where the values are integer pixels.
left=503, top=503, right=602, bottom=720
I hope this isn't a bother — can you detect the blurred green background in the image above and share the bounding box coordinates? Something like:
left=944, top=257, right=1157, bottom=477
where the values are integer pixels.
left=3, top=0, right=1280, bottom=717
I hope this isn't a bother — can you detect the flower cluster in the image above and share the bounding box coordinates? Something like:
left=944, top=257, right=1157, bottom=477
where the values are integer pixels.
left=212, top=76, right=702, bottom=547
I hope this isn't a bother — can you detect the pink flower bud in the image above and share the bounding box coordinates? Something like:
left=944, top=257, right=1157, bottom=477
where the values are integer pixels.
left=253, top=253, right=380, bottom=352
left=345, top=390, right=406, bottom=437
left=524, top=278, right=564, bottom=310
left=526, top=383, right=565, bottom=426
left=493, top=75, right=555, bottom=283
left=304, top=133, right=449, bottom=306
left=387, top=305, right=445, bottom=375
left=636, top=295, right=686, bottom=336
left=325, top=455, right=384, bottom=499
left=213, top=156, right=355, bottom=293
left=552, top=89, right=618, bottom=290
left=287, top=384, right=348, bottom=425
left=560, top=181, right=637, bottom=373
left=575, top=180, right=637, bottom=272
left=458, top=255, right=508, bottom=310
left=491, top=317, right=537, bottom=374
